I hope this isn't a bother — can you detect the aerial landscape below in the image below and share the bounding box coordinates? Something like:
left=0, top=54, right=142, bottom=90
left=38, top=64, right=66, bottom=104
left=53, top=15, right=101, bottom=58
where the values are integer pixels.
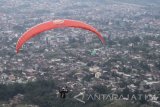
left=0, top=0, right=160, bottom=107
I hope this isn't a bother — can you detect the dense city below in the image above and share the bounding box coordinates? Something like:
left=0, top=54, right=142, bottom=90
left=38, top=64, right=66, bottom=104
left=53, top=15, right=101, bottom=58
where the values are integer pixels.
left=0, top=0, right=160, bottom=107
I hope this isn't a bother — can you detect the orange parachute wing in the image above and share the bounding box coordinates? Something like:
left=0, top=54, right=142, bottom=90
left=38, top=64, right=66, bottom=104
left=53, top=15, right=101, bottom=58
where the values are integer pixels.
left=16, top=19, right=105, bottom=53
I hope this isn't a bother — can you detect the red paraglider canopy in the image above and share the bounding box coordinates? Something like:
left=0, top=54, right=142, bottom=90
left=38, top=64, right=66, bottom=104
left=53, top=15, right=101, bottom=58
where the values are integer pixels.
left=16, top=19, right=106, bottom=53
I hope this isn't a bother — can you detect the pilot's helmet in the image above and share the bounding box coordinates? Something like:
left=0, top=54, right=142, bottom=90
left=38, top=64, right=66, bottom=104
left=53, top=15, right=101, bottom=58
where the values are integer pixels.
left=62, top=87, right=65, bottom=90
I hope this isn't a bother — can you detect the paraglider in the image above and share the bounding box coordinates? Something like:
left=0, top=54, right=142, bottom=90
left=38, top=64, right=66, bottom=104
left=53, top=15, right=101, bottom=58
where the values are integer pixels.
left=59, top=86, right=69, bottom=99
left=16, top=19, right=106, bottom=53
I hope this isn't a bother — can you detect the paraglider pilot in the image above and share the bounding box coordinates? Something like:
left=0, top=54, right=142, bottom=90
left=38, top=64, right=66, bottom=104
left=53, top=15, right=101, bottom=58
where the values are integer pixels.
left=59, top=87, right=69, bottom=98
